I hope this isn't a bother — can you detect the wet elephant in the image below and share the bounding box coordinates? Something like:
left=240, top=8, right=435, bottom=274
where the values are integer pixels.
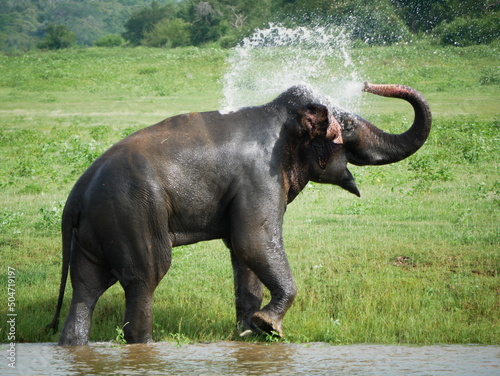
left=48, top=82, right=431, bottom=345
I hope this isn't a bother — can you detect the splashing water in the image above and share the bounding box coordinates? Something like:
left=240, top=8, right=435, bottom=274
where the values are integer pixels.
left=221, top=24, right=364, bottom=112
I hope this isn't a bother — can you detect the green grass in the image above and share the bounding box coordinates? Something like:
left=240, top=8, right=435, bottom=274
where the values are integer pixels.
left=0, top=42, right=499, bottom=345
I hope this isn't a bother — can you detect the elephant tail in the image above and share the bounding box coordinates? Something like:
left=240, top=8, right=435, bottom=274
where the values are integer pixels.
left=46, top=206, right=74, bottom=334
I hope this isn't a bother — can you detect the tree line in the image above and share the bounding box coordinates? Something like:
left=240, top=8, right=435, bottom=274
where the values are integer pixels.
left=0, top=0, right=498, bottom=51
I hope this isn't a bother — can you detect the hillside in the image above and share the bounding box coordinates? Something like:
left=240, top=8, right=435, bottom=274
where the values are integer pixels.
left=1, top=0, right=498, bottom=52
left=0, top=0, right=151, bottom=50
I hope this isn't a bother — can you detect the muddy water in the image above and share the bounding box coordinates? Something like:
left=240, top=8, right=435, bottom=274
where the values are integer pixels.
left=3, top=342, right=499, bottom=376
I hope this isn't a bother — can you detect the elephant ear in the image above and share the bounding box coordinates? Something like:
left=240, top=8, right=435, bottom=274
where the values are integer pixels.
left=299, top=104, right=343, bottom=169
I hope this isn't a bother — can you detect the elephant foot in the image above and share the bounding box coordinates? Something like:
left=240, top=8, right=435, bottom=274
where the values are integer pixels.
left=251, top=311, right=283, bottom=338
left=58, top=333, right=89, bottom=346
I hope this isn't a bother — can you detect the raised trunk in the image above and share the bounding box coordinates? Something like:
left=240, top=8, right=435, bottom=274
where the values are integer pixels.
left=344, top=82, right=432, bottom=166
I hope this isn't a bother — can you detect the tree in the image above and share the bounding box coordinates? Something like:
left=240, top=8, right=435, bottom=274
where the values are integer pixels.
left=2, top=0, right=498, bottom=51
left=271, top=0, right=411, bottom=45
left=391, top=0, right=500, bottom=33
left=37, top=24, right=76, bottom=50
left=122, top=1, right=175, bottom=45
left=435, top=11, right=500, bottom=46
left=142, top=18, right=191, bottom=48
left=187, top=1, right=228, bottom=45
left=344, top=0, right=412, bottom=45
left=391, top=0, right=451, bottom=32
left=220, top=0, right=273, bottom=35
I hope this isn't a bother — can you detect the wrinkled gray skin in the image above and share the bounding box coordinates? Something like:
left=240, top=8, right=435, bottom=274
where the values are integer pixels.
left=47, top=83, right=431, bottom=345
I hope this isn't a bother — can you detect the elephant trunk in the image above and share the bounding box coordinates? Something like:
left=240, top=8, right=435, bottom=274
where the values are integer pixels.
left=344, top=82, right=432, bottom=166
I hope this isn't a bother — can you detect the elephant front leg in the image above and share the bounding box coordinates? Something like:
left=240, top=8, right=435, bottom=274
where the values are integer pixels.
left=248, top=253, right=297, bottom=338
left=228, top=191, right=297, bottom=338
left=229, top=229, right=297, bottom=338
left=228, top=244, right=263, bottom=337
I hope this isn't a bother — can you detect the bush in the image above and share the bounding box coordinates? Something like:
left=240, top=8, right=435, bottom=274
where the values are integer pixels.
left=94, top=34, right=124, bottom=47
left=142, top=18, right=191, bottom=48
left=277, top=0, right=412, bottom=46
left=37, top=24, right=76, bottom=50
left=436, top=12, right=500, bottom=46
left=122, top=0, right=174, bottom=46
left=346, top=5, right=412, bottom=45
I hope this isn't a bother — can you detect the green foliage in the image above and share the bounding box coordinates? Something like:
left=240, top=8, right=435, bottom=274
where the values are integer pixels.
left=1, top=210, right=24, bottom=235
left=122, top=1, right=175, bottom=46
left=392, top=0, right=499, bottom=33
left=0, top=0, right=498, bottom=50
left=406, top=155, right=452, bottom=192
left=187, top=1, right=228, bottom=46
left=0, top=0, right=139, bottom=51
left=435, top=12, right=500, bottom=46
left=36, top=203, right=64, bottom=233
left=143, top=18, right=191, bottom=48
left=113, top=323, right=128, bottom=345
left=94, top=34, right=125, bottom=47
left=161, top=319, right=192, bottom=346
left=479, top=67, right=500, bottom=86
left=344, top=0, right=412, bottom=45
left=37, top=24, right=76, bottom=50
left=391, top=0, right=454, bottom=32
left=270, top=0, right=412, bottom=46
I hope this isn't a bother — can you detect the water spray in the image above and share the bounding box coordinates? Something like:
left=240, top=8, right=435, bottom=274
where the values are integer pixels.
left=221, top=23, right=364, bottom=112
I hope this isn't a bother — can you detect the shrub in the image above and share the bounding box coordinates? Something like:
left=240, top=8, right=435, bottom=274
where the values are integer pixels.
left=142, top=18, right=191, bottom=48
left=94, top=34, right=124, bottom=47
left=122, top=0, right=173, bottom=46
left=37, top=24, right=76, bottom=50
left=344, top=0, right=412, bottom=45
left=436, top=13, right=500, bottom=46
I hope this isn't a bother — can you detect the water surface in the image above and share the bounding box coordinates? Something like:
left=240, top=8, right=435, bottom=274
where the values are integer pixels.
left=3, top=342, right=499, bottom=375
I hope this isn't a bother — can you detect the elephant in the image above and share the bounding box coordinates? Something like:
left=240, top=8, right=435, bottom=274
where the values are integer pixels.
left=47, top=82, right=431, bottom=345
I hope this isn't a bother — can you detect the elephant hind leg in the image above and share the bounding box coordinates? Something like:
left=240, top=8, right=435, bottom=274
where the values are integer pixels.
left=117, top=243, right=172, bottom=344
left=120, top=265, right=170, bottom=343
left=122, top=285, right=156, bottom=343
left=59, top=252, right=117, bottom=346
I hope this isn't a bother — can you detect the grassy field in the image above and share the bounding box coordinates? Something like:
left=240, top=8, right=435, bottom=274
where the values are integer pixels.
left=0, top=42, right=499, bottom=345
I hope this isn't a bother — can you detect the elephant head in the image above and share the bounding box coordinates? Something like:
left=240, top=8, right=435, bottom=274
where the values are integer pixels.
left=295, top=82, right=432, bottom=196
